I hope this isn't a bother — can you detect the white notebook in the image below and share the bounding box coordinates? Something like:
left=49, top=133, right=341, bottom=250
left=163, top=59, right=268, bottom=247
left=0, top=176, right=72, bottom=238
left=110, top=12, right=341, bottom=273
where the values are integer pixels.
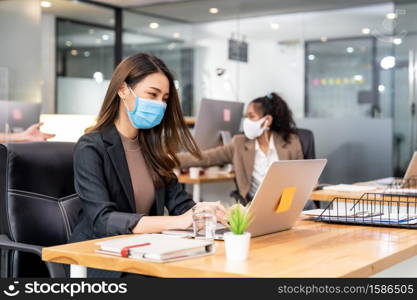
left=95, top=234, right=214, bottom=263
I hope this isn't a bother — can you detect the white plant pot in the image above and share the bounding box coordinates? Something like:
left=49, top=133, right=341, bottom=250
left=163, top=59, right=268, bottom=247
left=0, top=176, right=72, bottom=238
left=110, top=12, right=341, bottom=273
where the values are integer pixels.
left=223, top=232, right=251, bottom=261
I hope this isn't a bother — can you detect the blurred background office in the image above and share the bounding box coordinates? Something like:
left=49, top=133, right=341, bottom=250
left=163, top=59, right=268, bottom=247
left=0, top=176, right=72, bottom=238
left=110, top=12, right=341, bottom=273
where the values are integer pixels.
left=1, top=0, right=417, bottom=200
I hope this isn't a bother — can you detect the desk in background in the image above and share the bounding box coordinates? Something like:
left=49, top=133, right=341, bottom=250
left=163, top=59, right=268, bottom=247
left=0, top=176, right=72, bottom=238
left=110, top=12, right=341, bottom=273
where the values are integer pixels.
left=310, top=180, right=411, bottom=203
left=42, top=218, right=417, bottom=278
left=178, top=172, right=236, bottom=202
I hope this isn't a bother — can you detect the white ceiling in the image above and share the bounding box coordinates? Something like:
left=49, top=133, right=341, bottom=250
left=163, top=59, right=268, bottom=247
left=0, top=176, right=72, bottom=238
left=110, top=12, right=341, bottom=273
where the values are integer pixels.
left=44, top=0, right=114, bottom=27
left=194, top=3, right=394, bottom=41
left=44, top=0, right=409, bottom=52
left=92, top=0, right=390, bottom=23
left=43, top=0, right=178, bottom=45
left=91, top=0, right=182, bottom=6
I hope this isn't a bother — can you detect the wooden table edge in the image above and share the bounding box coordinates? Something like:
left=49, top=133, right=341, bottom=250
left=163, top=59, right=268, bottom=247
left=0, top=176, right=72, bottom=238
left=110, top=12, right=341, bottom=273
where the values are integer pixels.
left=342, top=245, right=417, bottom=277
left=42, top=220, right=417, bottom=278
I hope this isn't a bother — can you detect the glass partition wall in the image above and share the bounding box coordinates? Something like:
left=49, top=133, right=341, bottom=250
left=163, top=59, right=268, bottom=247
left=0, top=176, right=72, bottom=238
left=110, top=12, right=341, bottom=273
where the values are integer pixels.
left=34, top=0, right=417, bottom=176
left=0, top=0, right=42, bottom=135
left=51, top=0, right=115, bottom=115
left=392, top=1, right=417, bottom=175
left=122, top=10, right=195, bottom=115
left=56, top=19, right=115, bottom=114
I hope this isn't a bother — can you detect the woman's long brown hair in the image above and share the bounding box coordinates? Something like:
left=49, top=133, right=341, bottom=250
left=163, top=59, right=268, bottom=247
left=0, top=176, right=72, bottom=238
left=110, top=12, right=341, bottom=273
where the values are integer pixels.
left=87, top=53, right=201, bottom=186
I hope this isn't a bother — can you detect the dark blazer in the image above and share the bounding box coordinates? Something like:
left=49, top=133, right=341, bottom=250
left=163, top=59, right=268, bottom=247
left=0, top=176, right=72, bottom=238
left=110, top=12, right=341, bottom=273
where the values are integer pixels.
left=69, top=124, right=195, bottom=277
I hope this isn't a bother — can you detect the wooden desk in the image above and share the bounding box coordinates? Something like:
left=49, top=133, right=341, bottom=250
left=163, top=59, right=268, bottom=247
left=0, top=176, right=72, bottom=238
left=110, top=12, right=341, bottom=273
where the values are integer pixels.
left=42, top=218, right=417, bottom=278
left=310, top=189, right=377, bottom=202
left=177, top=173, right=236, bottom=202
left=310, top=188, right=415, bottom=205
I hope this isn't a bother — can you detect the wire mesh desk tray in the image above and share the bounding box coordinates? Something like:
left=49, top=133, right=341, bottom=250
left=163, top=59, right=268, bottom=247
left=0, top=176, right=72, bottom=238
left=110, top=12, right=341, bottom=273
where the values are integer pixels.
left=316, top=192, right=417, bottom=229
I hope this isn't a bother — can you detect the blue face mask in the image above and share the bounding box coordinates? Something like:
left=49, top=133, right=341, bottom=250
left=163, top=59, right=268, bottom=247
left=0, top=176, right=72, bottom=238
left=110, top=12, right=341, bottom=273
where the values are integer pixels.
left=123, top=89, right=167, bottom=129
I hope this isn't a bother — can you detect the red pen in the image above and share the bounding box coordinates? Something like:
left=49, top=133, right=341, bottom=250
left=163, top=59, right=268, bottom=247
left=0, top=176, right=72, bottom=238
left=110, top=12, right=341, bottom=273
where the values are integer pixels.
left=120, top=242, right=151, bottom=257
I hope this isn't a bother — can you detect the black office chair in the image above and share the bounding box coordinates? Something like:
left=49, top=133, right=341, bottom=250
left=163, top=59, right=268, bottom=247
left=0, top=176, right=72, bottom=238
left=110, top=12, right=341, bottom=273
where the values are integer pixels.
left=296, top=128, right=321, bottom=209
left=296, top=128, right=316, bottom=160
left=0, top=142, right=80, bottom=278
left=230, top=128, right=317, bottom=206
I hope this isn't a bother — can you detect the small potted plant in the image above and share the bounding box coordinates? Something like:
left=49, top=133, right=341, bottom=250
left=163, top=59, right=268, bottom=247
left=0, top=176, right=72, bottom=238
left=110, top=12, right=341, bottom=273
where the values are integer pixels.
left=224, top=204, right=253, bottom=261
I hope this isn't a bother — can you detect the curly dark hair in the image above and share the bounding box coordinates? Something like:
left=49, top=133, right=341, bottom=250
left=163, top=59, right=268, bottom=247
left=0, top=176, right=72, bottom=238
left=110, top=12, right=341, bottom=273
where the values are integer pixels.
left=250, top=92, right=297, bottom=143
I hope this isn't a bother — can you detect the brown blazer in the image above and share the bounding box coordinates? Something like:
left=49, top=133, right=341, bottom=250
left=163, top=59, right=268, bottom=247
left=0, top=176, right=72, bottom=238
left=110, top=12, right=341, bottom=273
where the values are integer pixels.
left=177, top=132, right=304, bottom=199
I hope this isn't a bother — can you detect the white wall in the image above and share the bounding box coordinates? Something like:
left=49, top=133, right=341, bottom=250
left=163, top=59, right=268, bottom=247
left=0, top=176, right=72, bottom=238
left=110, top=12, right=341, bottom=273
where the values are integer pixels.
left=238, top=39, right=305, bottom=118
left=41, top=14, right=56, bottom=113
left=0, top=67, right=8, bottom=99
left=0, top=0, right=42, bottom=102
left=191, top=33, right=305, bottom=118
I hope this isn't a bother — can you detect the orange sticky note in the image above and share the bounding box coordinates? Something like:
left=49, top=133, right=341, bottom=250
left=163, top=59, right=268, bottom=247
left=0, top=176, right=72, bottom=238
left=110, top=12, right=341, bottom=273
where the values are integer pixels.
left=275, top=187, right=297, bottom=213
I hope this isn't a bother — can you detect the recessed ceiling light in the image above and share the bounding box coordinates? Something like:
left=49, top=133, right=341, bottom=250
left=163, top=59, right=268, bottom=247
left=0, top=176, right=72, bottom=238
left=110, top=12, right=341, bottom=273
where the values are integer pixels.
left=70, top=49, right=78, bottom=56
left=173, top=32, right=181, bottom=39
left=84, top=51, right=91, bottom=57
left=40, top=1, right=51, bottom=8
left=320, top=36, right=328, bottom=42
left=380, top=56, right=396, bottom=70
left=393, top=38, right=402, bottom=45
left=102, top=34, right=109, bottom=41
left=353, top=75, right=363, bottom=81
left=346, top=47, right=355, bottom=53
left=386, top=13, right=397, bottom=20
left=378, top=84, right=385, bottom=93
left=362, top=28, right=371, bottom=35
left=270, top=23, right=280, bottom=30
left=308, top=54, right=315, bottom=61
left=65, top=41, right=72, bottom=47
left=149, top=22, right=159, bottom=29
left=209, top=8, right=219, bottom=14
left=93, top=72, right=103, bottom=83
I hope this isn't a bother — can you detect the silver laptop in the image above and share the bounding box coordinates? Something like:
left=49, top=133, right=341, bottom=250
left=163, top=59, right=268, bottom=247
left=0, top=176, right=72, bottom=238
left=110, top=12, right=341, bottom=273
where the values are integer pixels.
left=221, top=159, right=327, bottom=238
left=165, top=159, right=327, bottom=239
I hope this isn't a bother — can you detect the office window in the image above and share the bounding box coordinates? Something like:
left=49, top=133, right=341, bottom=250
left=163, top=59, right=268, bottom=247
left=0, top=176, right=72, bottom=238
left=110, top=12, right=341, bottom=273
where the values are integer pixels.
left=56, top=20, right=114, bottom=80
left=305, top=38, right=378, bottom=118
left=56, top=19, right=115, bottom=115
left=391, top=2, right=417, bottom=174
left=123, top=10, right=194, bottom=115
left=53, top=0, right=116, bottom=115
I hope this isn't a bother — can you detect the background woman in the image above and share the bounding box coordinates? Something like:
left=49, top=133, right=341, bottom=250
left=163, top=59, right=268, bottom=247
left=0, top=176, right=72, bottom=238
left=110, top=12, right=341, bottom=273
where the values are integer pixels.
left=178, top=93, right=304, bottom=204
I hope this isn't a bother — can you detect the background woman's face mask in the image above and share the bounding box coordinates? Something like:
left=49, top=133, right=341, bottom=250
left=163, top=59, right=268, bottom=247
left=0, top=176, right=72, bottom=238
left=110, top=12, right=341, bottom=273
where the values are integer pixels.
left=243, top=116, right=268, bottom=140
left=123, top=88, right=167, bottom=129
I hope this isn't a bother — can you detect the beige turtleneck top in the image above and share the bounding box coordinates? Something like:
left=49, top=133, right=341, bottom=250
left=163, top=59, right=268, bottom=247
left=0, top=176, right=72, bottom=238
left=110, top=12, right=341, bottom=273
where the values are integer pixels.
left=119, top=132, right=155, bottom=214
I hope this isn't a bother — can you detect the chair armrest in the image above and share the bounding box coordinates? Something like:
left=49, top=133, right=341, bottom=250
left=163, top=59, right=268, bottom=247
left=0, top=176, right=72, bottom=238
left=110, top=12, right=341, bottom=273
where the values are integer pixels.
left=0, top=234, right=42, bottom=256
left=0, top=234, right=66, bottom=278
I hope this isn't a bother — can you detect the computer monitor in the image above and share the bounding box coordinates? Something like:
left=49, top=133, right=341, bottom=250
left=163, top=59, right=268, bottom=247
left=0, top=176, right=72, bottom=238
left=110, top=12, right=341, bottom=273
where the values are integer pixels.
left=193, top=99, right=244, bottom=150
left=0, top=100, right=41, bottom=133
